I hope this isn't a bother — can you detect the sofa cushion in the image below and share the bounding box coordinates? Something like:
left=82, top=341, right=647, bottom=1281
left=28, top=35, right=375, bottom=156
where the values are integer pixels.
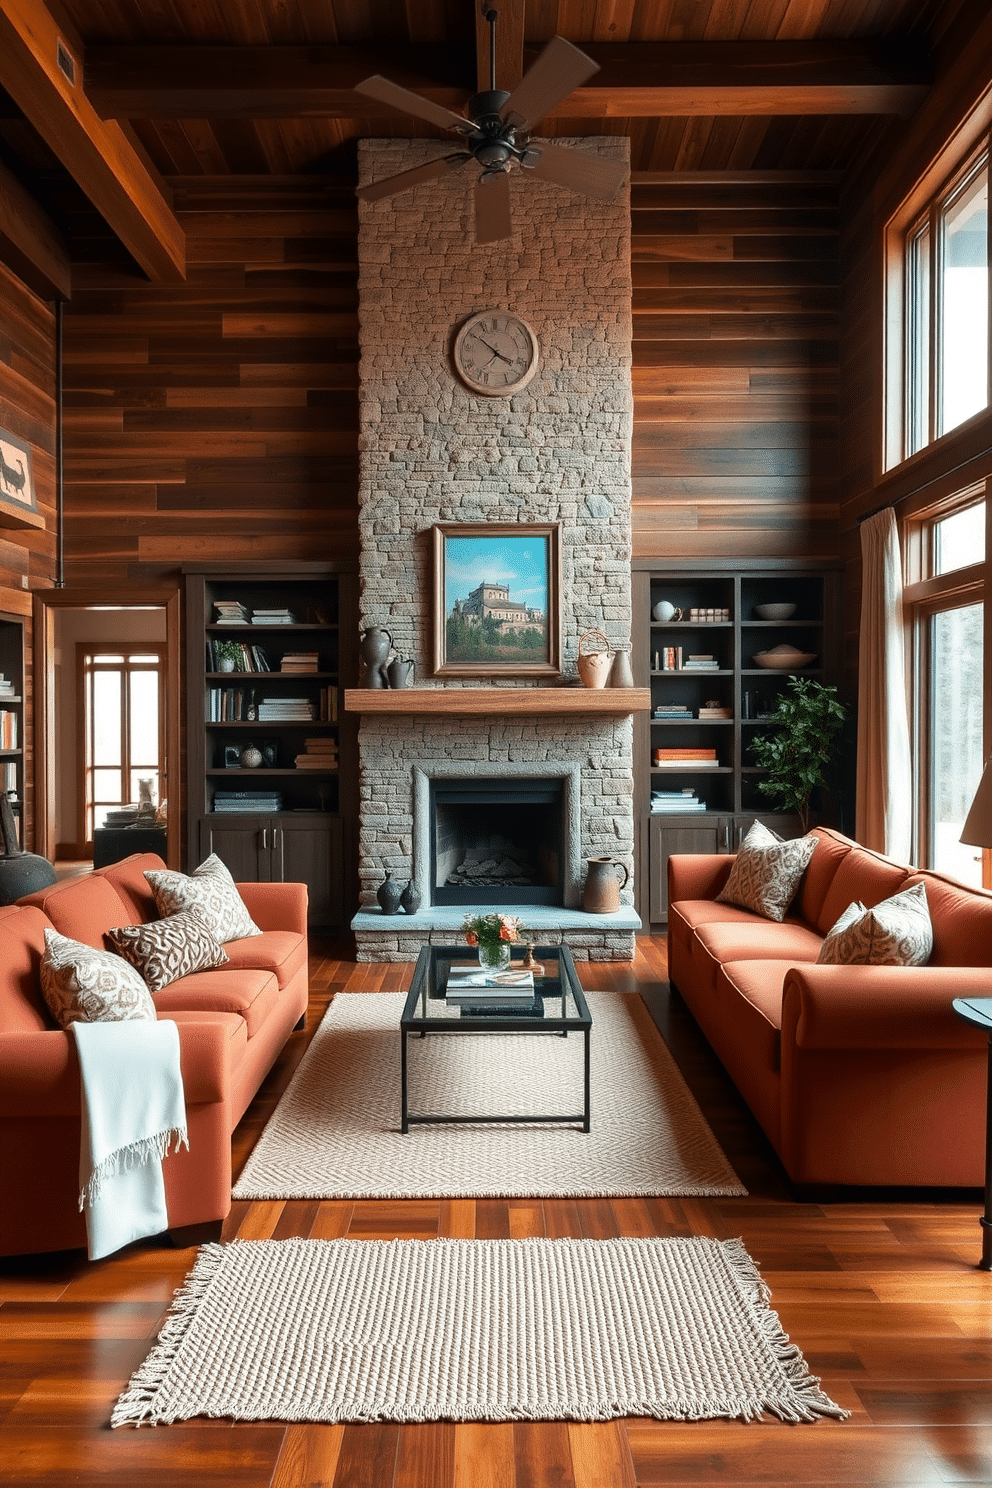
left=816, top=846, right=910, bottom=935
left=40, top=928, right=156, bottom=1027
left=695, top=915, right=825, bottom=967
left=712, top=958, right=788, bottom=1146
left=816, top=882, right=932, bottom=967
left=98, top=853, right=165, bottom=924
left=716, top=821, right=816, bottom=922
left=17, top=874, right=137, bottom=948
left=107, top=909, right=229, bottom=993
left=796, top=829, right=853, bottom=928
left=145, top=854, right=261, bottom=944
left=905, top=872, right=992, bottom=968
left=0, top=905, right=54, bottom=1032
left=150, top=967, right=280, bottom=1038
left=221, top=930, right=307, bottom=991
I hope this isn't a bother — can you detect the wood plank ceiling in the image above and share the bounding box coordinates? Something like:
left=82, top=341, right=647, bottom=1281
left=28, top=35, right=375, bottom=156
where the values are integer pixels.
left=0, top=0, right=967, bottom=201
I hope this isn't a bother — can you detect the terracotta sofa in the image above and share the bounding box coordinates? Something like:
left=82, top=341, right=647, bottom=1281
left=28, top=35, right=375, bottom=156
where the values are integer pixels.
left=1, top=853, right=308, bottom=1257
left=668, top=827, right=992, bottom=1188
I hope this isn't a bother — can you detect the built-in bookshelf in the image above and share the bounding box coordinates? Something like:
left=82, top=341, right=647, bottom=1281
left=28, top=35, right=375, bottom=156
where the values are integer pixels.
left=184, top=565, right=357, bottom=928
left=632, top=561, right=843, bottom=926
left=0, top=611, right=24, bottom=846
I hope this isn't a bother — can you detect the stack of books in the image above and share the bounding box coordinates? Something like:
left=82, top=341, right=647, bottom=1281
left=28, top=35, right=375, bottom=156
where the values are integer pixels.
left=444, top=962, right=536, bottom=1012
left=2, top=759, right=17, bottom=794
left=280, top=651, right=319, bottom=673
left=698, top=703, right=732, bottom=719
left=295, top=737, right=339, bottom=771
left=252, top=607, right=295, bottom=625
left=652, top=747, right=718, bottom=768
left=682, top=654, right=720, bottom=671
left=257, top=696, right=314, bottom=721
left=0, top=673, right=13, bottom=698
left=652, top=703, right=690, bottom=720
left=213, top=790, right=283, bottom=813
left=651, top=788, right=705, bottom=813
left=214, top=600, right=248, bottom=624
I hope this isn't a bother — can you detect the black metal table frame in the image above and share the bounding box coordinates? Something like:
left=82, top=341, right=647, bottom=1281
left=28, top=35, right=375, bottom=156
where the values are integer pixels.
left=400, top=944, right=591, bottom=1135
left=952, top=996, right=992, bottom=1271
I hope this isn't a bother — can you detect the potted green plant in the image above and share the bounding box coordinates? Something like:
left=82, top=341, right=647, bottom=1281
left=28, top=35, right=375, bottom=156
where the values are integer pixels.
left=214, top=639, right=243, bottom=672
left=748, top=676, right=847, bottom=833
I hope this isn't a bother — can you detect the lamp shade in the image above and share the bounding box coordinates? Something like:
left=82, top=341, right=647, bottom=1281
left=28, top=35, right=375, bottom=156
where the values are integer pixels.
left=961, top=756, right=992, bottom=849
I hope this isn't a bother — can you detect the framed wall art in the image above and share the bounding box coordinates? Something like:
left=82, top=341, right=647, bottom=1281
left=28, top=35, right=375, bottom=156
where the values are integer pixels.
left=432, top=522, right=562, bottom=678
left=0, top=428, right=38, bottom=526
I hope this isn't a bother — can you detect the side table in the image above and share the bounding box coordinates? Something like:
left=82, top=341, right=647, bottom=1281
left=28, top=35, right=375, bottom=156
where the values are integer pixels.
left=952, top=997, right=992, bottom=1270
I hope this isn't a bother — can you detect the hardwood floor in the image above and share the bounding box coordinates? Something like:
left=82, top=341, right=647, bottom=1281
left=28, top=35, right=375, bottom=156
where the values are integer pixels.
left=3, top=936, right=991, bottom=1486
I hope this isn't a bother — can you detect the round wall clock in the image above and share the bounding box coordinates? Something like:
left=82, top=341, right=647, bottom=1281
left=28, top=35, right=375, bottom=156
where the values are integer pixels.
left=452, top=310, right=539, bottom=396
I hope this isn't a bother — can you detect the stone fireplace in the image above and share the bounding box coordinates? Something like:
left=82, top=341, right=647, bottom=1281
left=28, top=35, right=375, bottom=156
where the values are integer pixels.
left=351, top=137, right=638, bottom=960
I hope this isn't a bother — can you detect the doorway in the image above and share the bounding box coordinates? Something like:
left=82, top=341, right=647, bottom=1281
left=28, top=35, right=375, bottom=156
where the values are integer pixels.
left=32, top=589, right=181, bottom=868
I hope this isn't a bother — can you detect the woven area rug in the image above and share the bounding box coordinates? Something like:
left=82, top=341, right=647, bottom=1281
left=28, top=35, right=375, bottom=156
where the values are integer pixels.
left=112, top=1236, right=847, bottom=1427
left=232, top=992, right=744, bottom=1199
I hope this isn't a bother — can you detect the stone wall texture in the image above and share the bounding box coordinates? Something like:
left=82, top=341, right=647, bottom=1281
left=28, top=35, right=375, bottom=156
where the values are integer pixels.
left=356, top=137, right=634, bottom=945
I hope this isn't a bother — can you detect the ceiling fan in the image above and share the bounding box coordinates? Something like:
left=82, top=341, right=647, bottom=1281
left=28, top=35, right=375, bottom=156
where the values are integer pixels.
left=354, top=8, right=628, bottom=244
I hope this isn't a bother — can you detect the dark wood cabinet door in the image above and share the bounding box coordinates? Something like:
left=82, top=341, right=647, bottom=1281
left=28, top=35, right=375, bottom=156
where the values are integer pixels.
left=198, top=815, right=269, bottom=882
left=649, top=815, right=730, bottom=923
left=271, top=813, right=344, bottom=928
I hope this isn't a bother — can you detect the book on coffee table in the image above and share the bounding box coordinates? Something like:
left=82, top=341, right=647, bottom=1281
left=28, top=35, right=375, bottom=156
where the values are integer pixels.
left=444, top=964, right=535, bottom=1001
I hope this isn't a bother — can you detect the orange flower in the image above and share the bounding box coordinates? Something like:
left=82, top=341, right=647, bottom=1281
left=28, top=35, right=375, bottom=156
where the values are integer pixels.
left=498, top=925, right=513, bottom=941
left=465, top=931, right=479, bottom=946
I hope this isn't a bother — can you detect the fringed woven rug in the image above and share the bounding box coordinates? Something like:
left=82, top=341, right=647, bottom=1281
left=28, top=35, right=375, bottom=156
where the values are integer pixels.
left=232, top=992, right=744, bottom=1200
left=112, top=1236, right=847, bottom=1427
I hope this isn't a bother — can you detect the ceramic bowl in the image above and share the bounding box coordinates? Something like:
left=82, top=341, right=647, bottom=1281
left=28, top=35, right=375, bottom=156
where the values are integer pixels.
left=753, top=645, right=816, bottom=669
left=754, top=603, right=797, bottom=621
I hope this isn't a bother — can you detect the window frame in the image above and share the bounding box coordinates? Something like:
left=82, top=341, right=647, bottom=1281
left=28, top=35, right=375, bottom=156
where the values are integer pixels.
left=884, top=125, right=992, bottom=474
left=902, top=486, right=990, bottom=882
left=76, top=642, right=166, bottom=851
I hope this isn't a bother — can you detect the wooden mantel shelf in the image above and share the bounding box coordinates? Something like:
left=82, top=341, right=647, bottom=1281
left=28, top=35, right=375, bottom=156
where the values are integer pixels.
left=344, top=686, right=651, bottom=716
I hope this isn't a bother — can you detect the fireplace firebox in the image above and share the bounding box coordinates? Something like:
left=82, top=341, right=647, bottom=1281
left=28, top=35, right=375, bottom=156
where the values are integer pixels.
left=430, top=778, right=564, bottom=906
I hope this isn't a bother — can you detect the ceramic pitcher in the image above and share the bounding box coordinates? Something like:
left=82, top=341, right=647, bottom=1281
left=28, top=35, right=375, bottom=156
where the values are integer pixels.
left=582, top=856, right=629, bottom=914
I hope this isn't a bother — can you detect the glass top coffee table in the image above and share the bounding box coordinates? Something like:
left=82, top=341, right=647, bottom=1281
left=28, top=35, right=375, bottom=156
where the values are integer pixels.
left=400, top=944, right=592, bottom=1134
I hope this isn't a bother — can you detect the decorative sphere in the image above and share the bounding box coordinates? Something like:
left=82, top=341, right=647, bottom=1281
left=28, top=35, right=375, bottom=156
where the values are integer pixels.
left=653, top=600, right=676, bottom=622
left=240, top=746, right=263, bottom=769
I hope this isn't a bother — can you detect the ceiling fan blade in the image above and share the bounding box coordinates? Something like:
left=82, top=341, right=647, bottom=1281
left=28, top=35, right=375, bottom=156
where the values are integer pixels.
left=357, top=153, right=472, bottom=203
left=500, top=37, right=599, bottom=131
left=523, top=141, right=627, bottom=202
left=354, top=75, right=472, bottom=134
left=474, top=171, right=513, bottom=245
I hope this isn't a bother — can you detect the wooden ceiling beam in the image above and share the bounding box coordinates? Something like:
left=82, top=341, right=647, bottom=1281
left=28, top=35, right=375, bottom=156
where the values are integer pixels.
left=85, top=40, right=929, bottom=121
left=0, top=0, right=185, bottom=282
left=0, top=158, right=72, bottom=301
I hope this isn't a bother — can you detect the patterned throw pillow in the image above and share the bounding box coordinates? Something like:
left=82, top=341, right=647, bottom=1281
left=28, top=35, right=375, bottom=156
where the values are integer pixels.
left=106, top=909, right=229, bottom=993
left=816, top=881, right=932, bottom=966
left=144, top=854, right=261, bottom=944
left=715, top=820, right=817, bottom=923
left=40, top=928, right=156, bottom=1028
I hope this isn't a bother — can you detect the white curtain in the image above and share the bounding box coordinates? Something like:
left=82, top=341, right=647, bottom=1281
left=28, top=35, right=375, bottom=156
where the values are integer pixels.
left=856, top=507, right=913, bottom=859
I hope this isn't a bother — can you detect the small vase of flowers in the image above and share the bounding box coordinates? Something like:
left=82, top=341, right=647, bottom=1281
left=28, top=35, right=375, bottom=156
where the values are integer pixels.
left=462, top=911, right=521, bottom=973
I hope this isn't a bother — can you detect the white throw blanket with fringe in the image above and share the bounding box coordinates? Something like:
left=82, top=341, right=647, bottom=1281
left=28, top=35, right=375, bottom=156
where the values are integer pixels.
left=72, top=1019, right=188, bottom=1261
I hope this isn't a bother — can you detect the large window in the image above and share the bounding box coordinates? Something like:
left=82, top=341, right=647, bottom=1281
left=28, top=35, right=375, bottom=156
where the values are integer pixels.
left=904, top=492, right=987, bottom=884
left=79, top=646, right=165, bottom=847
left=890, top=142, right=990, bottom=467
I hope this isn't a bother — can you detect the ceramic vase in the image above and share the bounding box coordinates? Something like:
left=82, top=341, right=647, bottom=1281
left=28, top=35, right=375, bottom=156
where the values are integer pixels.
left=399, top=879, right=421, bottom=914
left=582, top=856, right=629, bottom=914
left=608, top=647, right=634, bottom=688
left=360, top=626, right=392, bottom=689
left=376, top=870, right=402, bottom=914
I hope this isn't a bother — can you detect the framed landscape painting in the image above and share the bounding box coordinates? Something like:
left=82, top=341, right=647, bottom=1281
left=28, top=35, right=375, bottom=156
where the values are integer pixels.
left=432, top=522, right=562, bottom=678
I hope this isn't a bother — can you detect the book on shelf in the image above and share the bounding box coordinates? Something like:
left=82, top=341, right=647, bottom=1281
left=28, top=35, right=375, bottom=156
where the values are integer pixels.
left=279, top=652, right=319, bottom=673
left=318, top=686, right=337, bottom=722
left=2, top=759, right=17, bottom=792
left=651, top=800, right=707, bottom=812
left=214, top=600, right=248, bottom=624
left=251, top=645, right=270, bottom=671
left=257, top=698, right=314, bottom=720
left=653, top=759, right=720, bottom=769
left=0, top=710, right=18, bottom=749
left=660, top=646, right=682, bottom=670
left=212, top=792, right=283, bottom=812
left=653, top=747, right=717, bottom=759
left=697, top=707, right=733, bottom=719
left=252, top=609, right=295, bottom=624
